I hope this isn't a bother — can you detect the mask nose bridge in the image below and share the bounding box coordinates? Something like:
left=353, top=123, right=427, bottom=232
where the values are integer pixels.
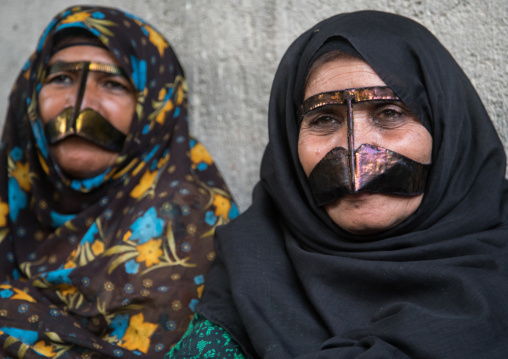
left=70, top=62, right=91, bottom=132
left=345, top=90, right=356, bottom=191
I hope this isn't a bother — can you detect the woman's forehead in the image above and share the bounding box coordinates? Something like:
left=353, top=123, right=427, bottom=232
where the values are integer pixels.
left=304, top=55, right=386, bottom=100
left=48, top=45, right=120, bottom=67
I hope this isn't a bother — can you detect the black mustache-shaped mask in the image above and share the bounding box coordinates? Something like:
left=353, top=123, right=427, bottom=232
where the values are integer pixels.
left=308, top=144, right=431, bottom=206
left=299, top=87, right=431, bottom=206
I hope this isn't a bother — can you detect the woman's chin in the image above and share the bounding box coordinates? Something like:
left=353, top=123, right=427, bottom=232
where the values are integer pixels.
left=324, top=193, right=423, bottom=235
left=49, top=138, right=118, bottom=179
left=60, top=165, right=109, bottom=179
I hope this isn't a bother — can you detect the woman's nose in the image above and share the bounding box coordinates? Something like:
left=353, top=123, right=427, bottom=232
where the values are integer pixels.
left=347, top=109, right=381, bottom=150
left=77, top=78, right=100, bottom=111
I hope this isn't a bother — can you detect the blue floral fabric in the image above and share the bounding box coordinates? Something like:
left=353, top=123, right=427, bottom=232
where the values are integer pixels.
left=0, top=5, right=237, bottom=358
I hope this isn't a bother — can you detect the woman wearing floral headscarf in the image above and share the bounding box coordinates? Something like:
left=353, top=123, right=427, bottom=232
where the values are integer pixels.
left=0, top=5, right=237, bottom=358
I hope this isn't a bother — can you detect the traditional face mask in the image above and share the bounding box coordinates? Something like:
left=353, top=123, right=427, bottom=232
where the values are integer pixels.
left=299, top=86, right=431, bottom=206
left=43, top=62, right=129, bottom=153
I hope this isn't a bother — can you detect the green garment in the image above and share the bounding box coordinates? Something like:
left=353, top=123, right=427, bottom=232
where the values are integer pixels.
left=166, top=314, right=247, bottom=358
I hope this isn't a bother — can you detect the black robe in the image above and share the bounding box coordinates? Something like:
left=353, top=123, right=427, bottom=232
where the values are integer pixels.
left=197, top=10, right=508, bottom=359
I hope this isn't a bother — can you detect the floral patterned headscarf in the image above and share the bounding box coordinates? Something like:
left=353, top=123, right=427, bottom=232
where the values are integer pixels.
left=0, top=5, right=237, bottom=358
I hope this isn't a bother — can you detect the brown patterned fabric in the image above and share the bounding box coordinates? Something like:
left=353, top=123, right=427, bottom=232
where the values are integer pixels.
left=0, top=5, right=237, bottom=358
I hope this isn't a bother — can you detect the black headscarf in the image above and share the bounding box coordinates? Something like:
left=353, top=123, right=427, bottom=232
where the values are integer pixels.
left=196, top=10, right=508, bottom=359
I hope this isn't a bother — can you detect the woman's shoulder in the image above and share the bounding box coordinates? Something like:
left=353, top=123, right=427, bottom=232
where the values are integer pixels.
left=165, top=313, right=247, bottom=359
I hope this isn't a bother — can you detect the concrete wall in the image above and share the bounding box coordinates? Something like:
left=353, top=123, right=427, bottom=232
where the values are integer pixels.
left=1, top=0, right=507, bottom=211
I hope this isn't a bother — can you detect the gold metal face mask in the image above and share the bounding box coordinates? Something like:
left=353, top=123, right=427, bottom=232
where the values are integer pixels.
left=299, top=86, right=431, bottom=206
left=43, top=62, right=129, bottom=153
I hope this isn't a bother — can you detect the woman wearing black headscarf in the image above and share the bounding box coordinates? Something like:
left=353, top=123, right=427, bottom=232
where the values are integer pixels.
left=167, top=10, right=508, bottom=359
left=0, top=5, right=238, bottom=358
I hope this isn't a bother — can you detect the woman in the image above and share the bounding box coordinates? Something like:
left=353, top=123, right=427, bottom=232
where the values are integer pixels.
left=168, top=10, right=508, bottom=359
left=0, top=5, right=237, bottom=358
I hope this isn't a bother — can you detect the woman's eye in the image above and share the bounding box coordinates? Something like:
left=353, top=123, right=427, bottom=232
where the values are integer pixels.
left=379, top=109, right=401, bottom=119
left=372, top=106, right=408, bottom=129
left=302, top=109, right=344, bottom=128
left=312, top=115, right=339, bottom=127
left=103, top=78, right=132, bottom=93
left=46, top=74, right=73, bottom=85
left=104, top=80, right=125, bottom=90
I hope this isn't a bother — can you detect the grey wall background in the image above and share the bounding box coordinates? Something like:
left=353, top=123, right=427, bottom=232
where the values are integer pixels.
left=1, top=0, right=507, bottom=211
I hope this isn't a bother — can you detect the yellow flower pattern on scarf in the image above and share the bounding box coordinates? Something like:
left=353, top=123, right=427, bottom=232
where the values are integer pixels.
left=33, top=340, right=57, bottom=357
left=91, top=240, right=105, bottom=256
left=155, top=87, right=174, bottom=125
left=191, top=143, right=213, bottom=167
left=0, top=198, right=8, bottom=227
left=136, top=239, right=163, bottom=267
left=60, top=11, right=91, bottom=24
left=145, top=25, right=168, bottom=56
left=58, top=284, right=77, bottom=297
left=130, top=169, right=157, bottom=199
left=11, top=162, right=31, bottom=191
left=156, top=100, right=174, bottom=125
left=150, top=77, right=187, bottom=126
left=120, top=313, right=158, bottom=353
left=176, top=83, right=185, bottom=105
left=213, top=194, right=232, bottom=218
left=59, top=10, right=118, bottom=40
left=0, top=284, right=36, bottom=303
